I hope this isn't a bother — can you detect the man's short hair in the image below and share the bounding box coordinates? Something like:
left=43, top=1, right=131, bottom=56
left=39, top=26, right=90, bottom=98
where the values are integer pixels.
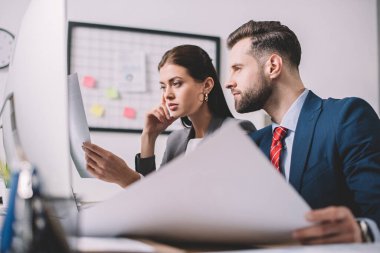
left=227, top=20, right=302, bottom=69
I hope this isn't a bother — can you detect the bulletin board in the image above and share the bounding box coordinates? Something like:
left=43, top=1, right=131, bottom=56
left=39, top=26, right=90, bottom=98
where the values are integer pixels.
left=68, top=22, right=220, bottom=133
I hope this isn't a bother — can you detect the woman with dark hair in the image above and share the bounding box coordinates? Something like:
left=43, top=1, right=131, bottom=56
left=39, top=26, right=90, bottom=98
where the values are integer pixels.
left=82, top=45, right=255, bottom=188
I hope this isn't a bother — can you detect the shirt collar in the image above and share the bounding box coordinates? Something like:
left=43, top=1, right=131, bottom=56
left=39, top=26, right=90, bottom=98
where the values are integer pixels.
left=272, top=89, right=309, bottom=133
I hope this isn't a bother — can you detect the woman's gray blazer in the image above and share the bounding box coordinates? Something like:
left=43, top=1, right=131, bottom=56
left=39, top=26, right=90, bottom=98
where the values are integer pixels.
left=135, top=117, right=256, bottom=176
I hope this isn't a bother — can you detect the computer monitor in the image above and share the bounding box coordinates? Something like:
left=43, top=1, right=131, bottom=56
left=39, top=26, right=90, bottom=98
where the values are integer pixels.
left=2, top=0, right=71, bottom=198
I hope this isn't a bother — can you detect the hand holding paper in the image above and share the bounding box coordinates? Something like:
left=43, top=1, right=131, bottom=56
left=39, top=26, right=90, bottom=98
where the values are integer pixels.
left=68, top=73, right=93, bottom=178
left=82, top=143, right=140, bottom=188
left=293, top=206, right=362, bottom=244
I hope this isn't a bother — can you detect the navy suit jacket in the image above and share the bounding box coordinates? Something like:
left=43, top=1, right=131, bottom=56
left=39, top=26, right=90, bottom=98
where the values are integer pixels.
left=250, top=91, right=380, bottom=227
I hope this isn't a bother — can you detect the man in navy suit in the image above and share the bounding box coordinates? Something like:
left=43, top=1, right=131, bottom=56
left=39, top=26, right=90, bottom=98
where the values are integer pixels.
left=225, top=20, right=380, bottom=244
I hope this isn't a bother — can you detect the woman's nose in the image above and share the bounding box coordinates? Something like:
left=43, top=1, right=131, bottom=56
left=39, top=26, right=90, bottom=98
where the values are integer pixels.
left=164, top=87, right=174, bottom=99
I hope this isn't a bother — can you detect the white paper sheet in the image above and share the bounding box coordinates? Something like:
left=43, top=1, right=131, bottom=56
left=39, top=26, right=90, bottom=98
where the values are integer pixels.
left=68, top=73, right=93, bottom=178
left=69, top=237, right=155, bottom=252
left=79, top=121, right=311, bottom=244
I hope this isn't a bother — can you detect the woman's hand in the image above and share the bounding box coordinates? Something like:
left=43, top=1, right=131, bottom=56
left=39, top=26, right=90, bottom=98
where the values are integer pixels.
left=82, top=142, right=140, bottom=188
left=143, top=96, right=176, bottom=138
left=141, top=97, right=177, bottom=158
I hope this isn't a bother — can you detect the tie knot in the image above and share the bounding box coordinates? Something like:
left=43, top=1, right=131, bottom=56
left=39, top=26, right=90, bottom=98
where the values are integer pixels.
left=273, top=126, right=288, bottom=142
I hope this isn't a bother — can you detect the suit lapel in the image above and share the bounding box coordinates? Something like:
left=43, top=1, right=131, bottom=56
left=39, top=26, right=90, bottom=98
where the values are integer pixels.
left=261, top=128, right=272, bottom=159
left=289, top=91, right=322, bottom=192
left=176, top=127, right=194, bottom=155
left=249, top=126, right=272, bottom=159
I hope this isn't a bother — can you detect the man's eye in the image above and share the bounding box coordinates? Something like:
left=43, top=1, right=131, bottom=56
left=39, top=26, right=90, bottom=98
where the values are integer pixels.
left=160, top=86, right=166, bottom=90
left=173, top=82, right=182, bottom=87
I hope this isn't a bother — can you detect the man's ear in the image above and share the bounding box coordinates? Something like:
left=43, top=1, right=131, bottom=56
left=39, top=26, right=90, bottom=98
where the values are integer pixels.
left=264, top=54, right=283, bottom=80
left=203, top=77, right=215, bottom=94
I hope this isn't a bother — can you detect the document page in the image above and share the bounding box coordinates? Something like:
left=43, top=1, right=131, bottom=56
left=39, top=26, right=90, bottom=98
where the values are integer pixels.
left=79, top=121, right=311, bottom=244
left=68, top=73, right=93, bottom=178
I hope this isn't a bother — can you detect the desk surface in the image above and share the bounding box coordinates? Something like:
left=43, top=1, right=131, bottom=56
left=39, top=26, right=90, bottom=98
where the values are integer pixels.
left=73, top=237, right=380, bottom=253
left=206, top=243, right=380, bottom=253
left=1, top=203, right=380, bottom=253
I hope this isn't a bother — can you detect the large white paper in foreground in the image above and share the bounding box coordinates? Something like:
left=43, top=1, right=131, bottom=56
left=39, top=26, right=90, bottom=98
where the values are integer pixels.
left=79, top=121, right=311, bottom=244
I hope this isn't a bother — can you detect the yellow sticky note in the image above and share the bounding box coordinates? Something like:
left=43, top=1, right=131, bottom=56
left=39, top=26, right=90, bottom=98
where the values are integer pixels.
left=105, top=87, right=119, bottom=99
left=90, top=104, right=105, bottom=118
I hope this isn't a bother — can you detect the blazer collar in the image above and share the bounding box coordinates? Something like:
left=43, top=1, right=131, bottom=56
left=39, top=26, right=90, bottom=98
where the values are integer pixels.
left=289, top=91, right=323, bottom=191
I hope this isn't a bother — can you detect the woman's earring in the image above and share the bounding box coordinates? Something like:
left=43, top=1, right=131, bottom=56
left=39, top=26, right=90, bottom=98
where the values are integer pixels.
left=204, top=93, right=209, bottom=102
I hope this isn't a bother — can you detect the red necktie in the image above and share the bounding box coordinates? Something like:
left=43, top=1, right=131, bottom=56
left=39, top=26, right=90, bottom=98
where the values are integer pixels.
left=270, top=126, right=288, bottom=172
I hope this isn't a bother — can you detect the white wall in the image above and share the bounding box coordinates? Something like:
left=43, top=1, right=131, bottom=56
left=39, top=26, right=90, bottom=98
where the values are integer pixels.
left=0, top=0, right=31, bottom=163
left=0, top=0, right=378, bottom=199
left=0, top=0, right=30, bottom=79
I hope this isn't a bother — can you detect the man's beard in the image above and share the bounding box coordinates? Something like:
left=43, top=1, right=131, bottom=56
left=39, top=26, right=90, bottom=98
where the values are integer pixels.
left=235, top=76, right=272, bottom=113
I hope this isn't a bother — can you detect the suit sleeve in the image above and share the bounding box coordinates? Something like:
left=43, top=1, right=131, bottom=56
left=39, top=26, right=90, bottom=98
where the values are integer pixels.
left=336, top=98, right=380, bottom=227
left=134, top=131, right=176, bottom=176
left=135, top=153, right=156, bottom=176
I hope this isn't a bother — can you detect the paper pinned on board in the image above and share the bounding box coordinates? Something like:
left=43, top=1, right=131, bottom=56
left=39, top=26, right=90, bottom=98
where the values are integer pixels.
left=79, top=120, right=312, bottom=245
left=115, top=51, right=147, bottom=93
left=68, top=73, right=93, bottom=178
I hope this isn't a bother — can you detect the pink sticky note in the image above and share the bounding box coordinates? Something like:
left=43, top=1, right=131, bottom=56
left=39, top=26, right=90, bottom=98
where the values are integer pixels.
left=82, top=76, right=96, bottom=88
left=123, top=107, right=136, bottom=119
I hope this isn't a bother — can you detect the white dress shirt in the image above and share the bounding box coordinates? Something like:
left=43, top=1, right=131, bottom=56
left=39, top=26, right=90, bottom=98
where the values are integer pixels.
left=272, top=89, right=309, bottom=181
left=185, top=138, right=203, bottom=156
